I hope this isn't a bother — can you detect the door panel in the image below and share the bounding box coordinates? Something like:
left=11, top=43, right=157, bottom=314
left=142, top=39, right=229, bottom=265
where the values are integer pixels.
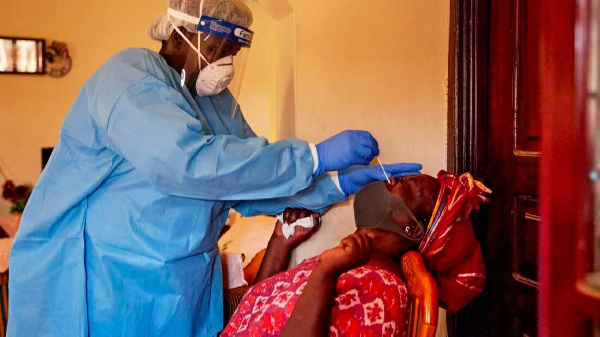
left=487, top=0, right=541, bottom=335
left=516, top=0, right=543, bottom=152
left=513, top=196, right=539, bottom=284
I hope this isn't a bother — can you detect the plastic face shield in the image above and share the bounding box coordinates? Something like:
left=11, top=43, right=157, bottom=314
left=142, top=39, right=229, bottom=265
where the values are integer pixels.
left=167, top=9, right=253, bottom=117
left=198, top=16, right=252, bottom=117
left=354, top=181, right=425, bottom=248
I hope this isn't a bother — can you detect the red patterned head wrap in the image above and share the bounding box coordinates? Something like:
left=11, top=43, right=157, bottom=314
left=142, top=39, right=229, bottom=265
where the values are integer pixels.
left=418, top=170, right=491, bottom=312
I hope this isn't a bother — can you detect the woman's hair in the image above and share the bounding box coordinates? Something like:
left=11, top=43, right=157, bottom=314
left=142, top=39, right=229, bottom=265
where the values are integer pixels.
left=148, top=0, right=253, bottom=42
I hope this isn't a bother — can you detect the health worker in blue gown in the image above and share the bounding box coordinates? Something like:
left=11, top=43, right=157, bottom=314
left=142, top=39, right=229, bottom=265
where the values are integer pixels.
left=7, top=0, right=422, bottom=336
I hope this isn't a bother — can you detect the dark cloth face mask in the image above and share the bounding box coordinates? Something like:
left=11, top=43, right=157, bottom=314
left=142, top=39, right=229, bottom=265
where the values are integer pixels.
left=354, top=181, right=425, bottom=248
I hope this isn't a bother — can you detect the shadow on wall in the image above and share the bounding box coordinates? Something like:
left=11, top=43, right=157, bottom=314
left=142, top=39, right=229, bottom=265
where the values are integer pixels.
left=242, top=0, right=296, bottom=141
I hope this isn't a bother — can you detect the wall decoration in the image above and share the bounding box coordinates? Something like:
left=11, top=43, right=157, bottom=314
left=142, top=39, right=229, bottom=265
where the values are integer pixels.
left=0, top=36, right=45, bottom=74
left=45, top=41, right=72, bottom=78
left=1, top=180, right=31, bottom=214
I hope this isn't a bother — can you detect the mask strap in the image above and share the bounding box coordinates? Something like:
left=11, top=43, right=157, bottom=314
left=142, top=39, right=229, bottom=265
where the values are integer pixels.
left=393, top=200, right=424, bottom=239
left=396, top=199, right=421, bottom=224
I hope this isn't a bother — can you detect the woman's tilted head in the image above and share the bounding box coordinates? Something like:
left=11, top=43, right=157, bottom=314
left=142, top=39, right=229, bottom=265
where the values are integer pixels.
left=354, top=174, right=441, bottom=257
left=385, top=174, right=440, bottom=224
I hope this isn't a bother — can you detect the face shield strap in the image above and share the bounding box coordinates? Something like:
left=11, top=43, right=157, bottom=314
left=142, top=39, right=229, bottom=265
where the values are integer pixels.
left=166, top=7, right=210, bottom=66
left=166, top=7, right=200, bottom=26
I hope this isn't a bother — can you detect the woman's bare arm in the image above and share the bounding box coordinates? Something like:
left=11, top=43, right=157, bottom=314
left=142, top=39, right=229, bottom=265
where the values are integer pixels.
left=282, top=232, right=374, bottom=336
left=253, top=209, right=321, bottom=285
left=281, top=264, right=338, bottom=336
left=253, top=236, right=295, bottom=284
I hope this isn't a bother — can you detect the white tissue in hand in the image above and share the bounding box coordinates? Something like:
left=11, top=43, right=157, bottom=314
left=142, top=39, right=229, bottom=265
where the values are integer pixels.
left=277, top=215, right=315, bottom=239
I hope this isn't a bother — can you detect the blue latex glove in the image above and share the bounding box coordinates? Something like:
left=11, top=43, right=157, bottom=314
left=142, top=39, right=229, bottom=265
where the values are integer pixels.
left=315, top=130, right=379, bottom=176
left=338, top=163, right=423, bottom=195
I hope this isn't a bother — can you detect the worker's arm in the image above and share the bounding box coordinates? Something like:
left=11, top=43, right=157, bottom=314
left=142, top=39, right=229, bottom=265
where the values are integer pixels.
left=282, top=233, right=373, bottom=336
left=92, top=74, right=318, bottom=201
left=88, top=50, right=375, bottom=203
left=232, top=173, right=347, bottom=217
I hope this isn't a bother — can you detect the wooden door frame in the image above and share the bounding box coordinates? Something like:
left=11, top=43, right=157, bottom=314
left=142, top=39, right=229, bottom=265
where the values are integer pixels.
left=446, top=0, right=491, bottom=334
left=447, top=0, right=489, bottom=178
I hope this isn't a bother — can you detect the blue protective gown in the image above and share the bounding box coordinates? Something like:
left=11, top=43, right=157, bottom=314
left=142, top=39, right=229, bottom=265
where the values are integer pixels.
left=7, top=48, right=347, bottom=337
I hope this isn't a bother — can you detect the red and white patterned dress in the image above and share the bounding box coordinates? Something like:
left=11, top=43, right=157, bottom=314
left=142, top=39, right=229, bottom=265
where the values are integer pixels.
left=222, top=256, right=408, bottom=337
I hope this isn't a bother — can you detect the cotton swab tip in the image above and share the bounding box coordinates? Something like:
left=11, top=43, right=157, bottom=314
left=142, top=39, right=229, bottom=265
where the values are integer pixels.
left=376, top=156, right=391, bottom=184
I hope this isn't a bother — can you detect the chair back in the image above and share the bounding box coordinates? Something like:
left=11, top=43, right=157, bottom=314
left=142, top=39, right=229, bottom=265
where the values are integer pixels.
left=402, top=251, right=439, bottom=337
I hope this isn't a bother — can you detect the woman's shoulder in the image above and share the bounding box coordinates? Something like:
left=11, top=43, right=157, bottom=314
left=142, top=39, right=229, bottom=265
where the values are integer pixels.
left=334, top=263, right=407, bottom=307
left=341, top=264, right=405, bottom=287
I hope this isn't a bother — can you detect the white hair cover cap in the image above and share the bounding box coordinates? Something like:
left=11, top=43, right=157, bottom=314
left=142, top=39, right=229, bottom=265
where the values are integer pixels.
left=148, top=0, right=253, bottom=41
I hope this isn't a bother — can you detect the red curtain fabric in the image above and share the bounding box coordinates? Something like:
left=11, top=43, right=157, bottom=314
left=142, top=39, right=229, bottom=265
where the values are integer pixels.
left=418, top=171, right=490, bottom=312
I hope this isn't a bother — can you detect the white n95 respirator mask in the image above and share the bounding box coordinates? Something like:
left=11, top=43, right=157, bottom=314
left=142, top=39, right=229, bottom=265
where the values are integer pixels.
left=196, top=55, right=234, bottom=96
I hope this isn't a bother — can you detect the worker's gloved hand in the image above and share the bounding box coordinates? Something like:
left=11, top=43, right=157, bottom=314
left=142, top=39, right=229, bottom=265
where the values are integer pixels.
left=337, top=163, right=422, bottom=195
left=314, top=130, right=379, bottom=176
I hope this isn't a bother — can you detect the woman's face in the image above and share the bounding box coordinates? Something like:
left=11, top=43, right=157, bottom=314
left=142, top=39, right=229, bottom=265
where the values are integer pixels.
left=356, top=174, right=440, bottom=257
left=385, top=174, right=440, bottom=224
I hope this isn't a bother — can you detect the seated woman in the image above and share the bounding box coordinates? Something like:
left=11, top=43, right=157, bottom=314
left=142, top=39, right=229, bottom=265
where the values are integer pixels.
left=222, top=171, right=490, bottom=336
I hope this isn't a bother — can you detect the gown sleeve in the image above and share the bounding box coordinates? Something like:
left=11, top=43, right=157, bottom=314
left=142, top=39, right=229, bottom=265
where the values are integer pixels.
left=232, top=173, right=348, bottom=216
left=92, top=74, right=316, bottom=201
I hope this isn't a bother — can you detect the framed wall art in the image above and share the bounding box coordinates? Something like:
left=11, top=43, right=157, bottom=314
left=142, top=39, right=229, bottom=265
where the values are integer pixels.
left=0, top=36, right=45, bottom=75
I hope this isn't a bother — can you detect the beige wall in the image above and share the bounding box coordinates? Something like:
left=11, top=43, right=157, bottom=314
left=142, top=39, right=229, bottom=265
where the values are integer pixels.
left=238, top=1, right=297, bottom=141
left=290, top=0, right=449, bottom=175
left=0, top=0, right=159, bottom=213
left=235, top=2, right=275, bottom=140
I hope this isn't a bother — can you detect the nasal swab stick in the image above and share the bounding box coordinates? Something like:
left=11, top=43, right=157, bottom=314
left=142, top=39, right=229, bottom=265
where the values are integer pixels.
left=376, top=156, right=391, bottom=184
